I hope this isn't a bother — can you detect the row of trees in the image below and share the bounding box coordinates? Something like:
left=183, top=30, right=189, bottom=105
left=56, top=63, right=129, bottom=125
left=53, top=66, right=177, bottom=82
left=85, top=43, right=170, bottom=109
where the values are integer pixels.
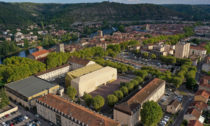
left=0, top=57, right=46, bottom=84
left=143, top=26, right=194, bottom=45
left=46, top=40, right=139, bottom=70
left=0, top=88, right=9, bottom=109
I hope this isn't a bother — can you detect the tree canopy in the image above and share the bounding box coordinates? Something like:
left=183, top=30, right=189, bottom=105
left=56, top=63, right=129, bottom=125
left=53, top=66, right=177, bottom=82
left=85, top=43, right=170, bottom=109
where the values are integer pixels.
left=92, top=95, right=105, bottom=111
left=141, top=101, right=163, bottom=126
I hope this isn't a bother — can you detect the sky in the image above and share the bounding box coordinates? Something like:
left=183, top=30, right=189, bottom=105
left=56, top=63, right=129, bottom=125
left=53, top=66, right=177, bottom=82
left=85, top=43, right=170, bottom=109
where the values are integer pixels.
left=0, top=0, right=210, bottom=4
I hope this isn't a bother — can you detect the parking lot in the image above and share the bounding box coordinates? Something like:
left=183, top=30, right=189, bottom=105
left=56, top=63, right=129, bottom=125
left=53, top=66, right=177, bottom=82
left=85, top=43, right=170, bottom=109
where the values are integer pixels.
left=116, top=52, right=178, bottom=72
left=0, top=102, right=51, bottom=126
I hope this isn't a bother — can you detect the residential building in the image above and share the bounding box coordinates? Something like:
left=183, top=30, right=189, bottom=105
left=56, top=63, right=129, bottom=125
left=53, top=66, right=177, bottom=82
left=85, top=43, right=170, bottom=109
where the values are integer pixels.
left=28, top=49, right=50, bottom=60
left=189, top=101, right=208, bottom=112
left=188, top=120, right=203, bottom=126
left=5, top=76, right=62, bottom=109
left=36, top=94, right=120, bottom=126
left=184, top=108, right=202, bottom=122
left=56, top=43, right=65, bottom=52
left=202, top=63, right=210, bottom=73
left=166, top=99, right=181, bottom=114
left=66, top=65, right=117, bottom=96
left=114, top=78, right=165, bottom=126
left=199, top=76, right=210, bottom=92
left=36, top=64, right=70, bottom=81
left=175, top=42, right=190, bottom=58
left=190, top=46, right=207, bottom=59
left=194, top=90, right=209, bottom=103
left=68, top=57, right=96, bottom=70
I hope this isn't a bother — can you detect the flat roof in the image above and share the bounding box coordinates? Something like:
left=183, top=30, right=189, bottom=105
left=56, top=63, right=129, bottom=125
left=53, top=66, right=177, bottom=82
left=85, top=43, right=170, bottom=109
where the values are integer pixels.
left=6, top=76, right=58, bottom=98
left=37, top=94, right=120, bottom=126
left=67, top=64, right=102, bottom=79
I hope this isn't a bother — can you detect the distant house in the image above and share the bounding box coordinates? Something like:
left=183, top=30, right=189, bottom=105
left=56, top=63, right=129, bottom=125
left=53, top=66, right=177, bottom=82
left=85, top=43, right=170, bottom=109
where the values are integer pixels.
left=188, top=120, right=203, bottom=126
left=184, top=108, right=202, bottom=122
left=194, top=90, right=209, bottom=103
left=189, top=101, right=208, bottom=112
left=28, top=49, right=50, bottom=60
left=68, top=57, right=95, bottom=70
left=199, top=76, right=210, bottom=92
left=166, top=99, right=181, bottom=114
left=190, top=46, right=207, bottom=59
left=114, top=78, right=165, bottom=126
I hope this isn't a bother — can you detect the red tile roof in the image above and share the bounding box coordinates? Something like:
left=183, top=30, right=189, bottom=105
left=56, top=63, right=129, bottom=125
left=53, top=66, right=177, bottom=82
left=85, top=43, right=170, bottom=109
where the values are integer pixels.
left=37, top=94, right=120, bottom=126
left=200, top=76, right=210, bottom=88
left=186, top=108, right=201, bottom=119
left=190, top=101, right=208, bottom=112
left=195, top=90, right=209, bottom=99
left=190, top=46, right=206, bottom=51
left=188, top=120, right=203, bottom=126
left=115, top=78, right=165, bottom=115
left=32, top=49, right=49, bottom=57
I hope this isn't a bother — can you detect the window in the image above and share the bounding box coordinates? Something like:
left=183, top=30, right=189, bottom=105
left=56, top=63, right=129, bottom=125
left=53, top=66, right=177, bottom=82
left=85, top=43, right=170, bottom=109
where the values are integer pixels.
left=56, top=114, right=61, bottom=126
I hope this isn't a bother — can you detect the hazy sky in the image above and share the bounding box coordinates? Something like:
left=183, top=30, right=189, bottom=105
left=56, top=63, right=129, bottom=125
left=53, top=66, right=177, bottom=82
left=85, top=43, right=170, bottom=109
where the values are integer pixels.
left=0, top=0, right=210, bottom=4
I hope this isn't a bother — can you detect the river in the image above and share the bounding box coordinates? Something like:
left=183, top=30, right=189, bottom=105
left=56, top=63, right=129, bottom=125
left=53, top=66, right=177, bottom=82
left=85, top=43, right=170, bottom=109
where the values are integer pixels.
left=0, top=27, right=117, bottom=64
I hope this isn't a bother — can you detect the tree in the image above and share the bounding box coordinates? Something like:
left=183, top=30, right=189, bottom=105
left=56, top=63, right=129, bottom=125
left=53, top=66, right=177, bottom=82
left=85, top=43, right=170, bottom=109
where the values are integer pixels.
left=120, top=86, right=128, bottom=96
left=107, top=94, right=118, bottom=107
left=67, top=86, right=77, bottom=101
left=150, top=54, right=156, bottom=59
left=142, top=52, right=149, bottom=58
left=0, top=88, right=9, bottom=109
left=126, top=82, right=135, bottom=91
left=141, top=101, right=163, bottom=126
left=92, top=95, right=105, bottom=111
left=172, top=77, right=183, bottom=88
left=114, top=90, right=124, bottom=100
left=186, top=78, right=197, bottom=90
left=118, top=25, right=125, bottom=32
left=83, top=93, right=92, bottom=106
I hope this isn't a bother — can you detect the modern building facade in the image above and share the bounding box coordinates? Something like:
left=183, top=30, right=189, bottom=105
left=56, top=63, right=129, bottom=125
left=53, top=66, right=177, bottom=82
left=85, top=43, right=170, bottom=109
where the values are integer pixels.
left=36, top=94, right=120, bottom=126
left=5, top=76, right=62, bottom=109
left=71, top=66, right=117, bottom=96
left=175, top=42, right=190, bottom=58
left=65, top=64, right=103, bottom=88
left=114, top=78, right=165, bottom=126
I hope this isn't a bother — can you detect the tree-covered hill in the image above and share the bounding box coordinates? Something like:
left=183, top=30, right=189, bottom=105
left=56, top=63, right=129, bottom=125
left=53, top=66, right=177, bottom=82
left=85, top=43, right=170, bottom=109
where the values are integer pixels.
left=0, top=2, right=210, bottom=28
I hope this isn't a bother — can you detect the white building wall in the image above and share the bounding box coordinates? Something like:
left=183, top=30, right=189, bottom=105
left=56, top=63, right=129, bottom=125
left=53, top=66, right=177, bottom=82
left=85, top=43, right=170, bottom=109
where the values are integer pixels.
left=72, top=67, right=117, bottom=96
left=190, top=49, right=207, bottom=58
left=38, top=65, right=70, bottom=81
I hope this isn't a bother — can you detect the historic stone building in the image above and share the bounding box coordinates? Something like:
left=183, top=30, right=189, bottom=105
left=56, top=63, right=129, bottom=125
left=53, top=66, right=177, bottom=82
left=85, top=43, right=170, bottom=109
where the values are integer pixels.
left=36, top=94, right=120, bottom=126
left=114, top=78, right=165, bottom=126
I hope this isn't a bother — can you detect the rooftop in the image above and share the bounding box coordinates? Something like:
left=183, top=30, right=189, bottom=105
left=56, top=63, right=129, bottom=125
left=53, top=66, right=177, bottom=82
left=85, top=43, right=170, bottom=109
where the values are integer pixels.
left=6, top=76, right=58, bottom=98
left=188, top=120, right=203, bottom=126
left=37, top=94, right=120, bottom=126
left=190, top=101, right=208, bottom=112
left=169, top=99, right=181, bottom=108
left=66, top=64, right=102, bottom=79
left=195, top=90, right=209, bottom=99
left=186, top=108, right=201, bottom=119
left=190, top=46, right=206, bottom=51
left=31, top=49, right=49, bottom=57
left=69, top=57, right=91, bottom=66
left=115, top=78, right=165, bottom=115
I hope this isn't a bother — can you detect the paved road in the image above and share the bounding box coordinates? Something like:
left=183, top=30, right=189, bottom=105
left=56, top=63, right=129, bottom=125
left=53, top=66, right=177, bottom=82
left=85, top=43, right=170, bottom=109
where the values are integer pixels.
left=171, top=96, right=193, bottom=126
